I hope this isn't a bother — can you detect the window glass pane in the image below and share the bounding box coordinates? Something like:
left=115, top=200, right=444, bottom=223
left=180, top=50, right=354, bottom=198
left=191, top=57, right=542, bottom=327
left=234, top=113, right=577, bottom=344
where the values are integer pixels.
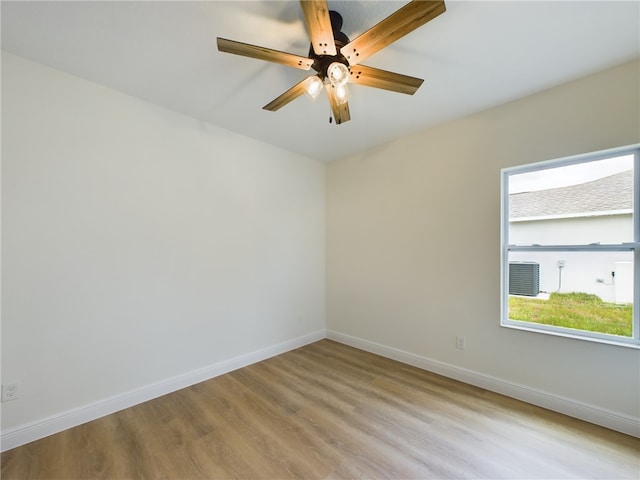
left=508, top=155, right=634, bottom=245
left=507, top=251, right=634, bottom=338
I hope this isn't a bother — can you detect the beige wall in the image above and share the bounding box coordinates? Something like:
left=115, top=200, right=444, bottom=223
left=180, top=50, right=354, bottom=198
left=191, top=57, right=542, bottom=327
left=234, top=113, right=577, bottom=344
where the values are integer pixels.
left=1, top=53, right=326, bottom=433
left=327, top=60, right=640, bottom=420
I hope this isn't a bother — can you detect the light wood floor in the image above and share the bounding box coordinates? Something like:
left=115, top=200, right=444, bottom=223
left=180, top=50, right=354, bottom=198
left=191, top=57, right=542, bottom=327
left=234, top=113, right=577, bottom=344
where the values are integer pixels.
left=2, top=340, right=638, bottom=479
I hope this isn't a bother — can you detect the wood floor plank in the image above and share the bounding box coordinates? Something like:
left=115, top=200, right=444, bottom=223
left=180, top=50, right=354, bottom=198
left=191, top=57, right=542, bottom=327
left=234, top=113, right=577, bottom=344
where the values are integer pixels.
left=2, top=340, right=638, bottom=479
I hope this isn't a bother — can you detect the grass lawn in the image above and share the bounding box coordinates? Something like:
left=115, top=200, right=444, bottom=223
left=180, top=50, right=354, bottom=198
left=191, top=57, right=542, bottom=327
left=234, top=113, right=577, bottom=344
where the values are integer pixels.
left=508, top=292, right=633, bottom=337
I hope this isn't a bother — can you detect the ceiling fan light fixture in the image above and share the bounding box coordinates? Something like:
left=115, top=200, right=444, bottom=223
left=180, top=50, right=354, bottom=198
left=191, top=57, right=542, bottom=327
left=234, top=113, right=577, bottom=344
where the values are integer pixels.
left=305, top=76, right=324, bottom=99
left=218, top=0, right=447, bottom=125
left=327, top=62, right=349, bottom=87
left=331, top=83, right=351, bottom=105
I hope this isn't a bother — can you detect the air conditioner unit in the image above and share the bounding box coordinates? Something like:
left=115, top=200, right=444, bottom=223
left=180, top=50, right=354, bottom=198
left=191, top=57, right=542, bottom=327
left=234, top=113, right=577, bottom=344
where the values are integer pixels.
left=509, top=262, right=540, bottom=296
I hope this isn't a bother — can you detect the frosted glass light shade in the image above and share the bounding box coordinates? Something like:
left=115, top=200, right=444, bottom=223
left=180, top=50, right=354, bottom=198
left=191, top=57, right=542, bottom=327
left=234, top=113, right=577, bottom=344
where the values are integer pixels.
left=327, top=62, right=349, bottom=87
left=305, top=76, right=324, bottom=99
left=334, top=84, right=351, bottom=104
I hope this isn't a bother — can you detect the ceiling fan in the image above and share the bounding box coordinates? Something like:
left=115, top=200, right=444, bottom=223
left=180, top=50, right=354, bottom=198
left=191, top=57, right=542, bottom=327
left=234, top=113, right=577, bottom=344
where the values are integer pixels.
left=217, top=0, right=446, bottom=125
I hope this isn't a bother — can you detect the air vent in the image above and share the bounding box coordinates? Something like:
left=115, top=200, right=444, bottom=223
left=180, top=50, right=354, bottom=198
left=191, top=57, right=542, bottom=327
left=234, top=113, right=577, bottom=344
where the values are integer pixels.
left=509, top=262, right=540, bottom=296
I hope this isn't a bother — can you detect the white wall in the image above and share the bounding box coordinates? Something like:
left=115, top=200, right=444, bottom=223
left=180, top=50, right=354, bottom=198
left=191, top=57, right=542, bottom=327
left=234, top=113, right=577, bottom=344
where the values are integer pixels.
left=509, top=250, right=634, bottom=304
left=326, top=60, right=640, bottom=426
left=510, top=214, right=632, bottom=246
left=1, top=53, right=325, bottom=435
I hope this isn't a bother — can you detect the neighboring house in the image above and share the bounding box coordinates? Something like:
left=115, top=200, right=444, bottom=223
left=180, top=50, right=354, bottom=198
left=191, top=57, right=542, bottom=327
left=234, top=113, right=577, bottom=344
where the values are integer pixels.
left=509, top=170, right=633, bottom=303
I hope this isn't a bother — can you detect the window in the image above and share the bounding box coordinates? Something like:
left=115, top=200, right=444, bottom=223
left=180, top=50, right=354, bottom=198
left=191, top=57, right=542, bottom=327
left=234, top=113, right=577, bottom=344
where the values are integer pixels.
left=501, top=145, right=640, bottom=347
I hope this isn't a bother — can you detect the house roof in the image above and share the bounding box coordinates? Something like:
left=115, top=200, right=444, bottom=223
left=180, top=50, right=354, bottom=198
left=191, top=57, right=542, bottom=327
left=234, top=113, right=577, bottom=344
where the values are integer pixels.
left=510, top=169, right=633, bottom=220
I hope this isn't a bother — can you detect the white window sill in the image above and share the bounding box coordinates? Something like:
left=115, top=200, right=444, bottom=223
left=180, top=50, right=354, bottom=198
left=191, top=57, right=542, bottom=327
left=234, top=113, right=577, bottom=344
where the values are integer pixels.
left=501, top=320, right=640, bottom=349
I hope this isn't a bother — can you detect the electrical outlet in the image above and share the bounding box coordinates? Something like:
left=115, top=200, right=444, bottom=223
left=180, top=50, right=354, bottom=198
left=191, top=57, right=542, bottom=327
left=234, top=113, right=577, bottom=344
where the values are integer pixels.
left=456, top=336, right=466, bottom=350
left=2, top=383, right=19, bottom=402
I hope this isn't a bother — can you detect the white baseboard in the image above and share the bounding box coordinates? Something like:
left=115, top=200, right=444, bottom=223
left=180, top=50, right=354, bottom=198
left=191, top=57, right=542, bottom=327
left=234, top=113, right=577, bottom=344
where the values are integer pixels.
left=326, top=330, right=640, bottom=438
left=0, top=330, right=326, bottom=452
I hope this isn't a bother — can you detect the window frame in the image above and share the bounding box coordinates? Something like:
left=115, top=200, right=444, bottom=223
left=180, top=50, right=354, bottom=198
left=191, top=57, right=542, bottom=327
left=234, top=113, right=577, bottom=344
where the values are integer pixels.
left=500, top=145, right=640, bottom=348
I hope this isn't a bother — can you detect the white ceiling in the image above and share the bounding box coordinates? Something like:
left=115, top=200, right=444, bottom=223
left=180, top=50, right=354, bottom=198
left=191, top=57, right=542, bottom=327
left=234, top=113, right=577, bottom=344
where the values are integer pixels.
left=2, top=1, right=639, bottom=162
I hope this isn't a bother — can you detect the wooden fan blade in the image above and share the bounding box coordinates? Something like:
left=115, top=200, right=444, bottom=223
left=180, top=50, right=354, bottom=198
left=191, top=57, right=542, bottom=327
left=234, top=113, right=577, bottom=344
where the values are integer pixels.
left=217, top=37, right=313, bottom=70
left=263, top=76, right=319, bottom=111
left=300, top=0, right=337, bottom=56
left=341, top=0, right=446, bottom=66
left=326, top=85, right=351, bottom=125
left=349, top=65, right=424, bottom=95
